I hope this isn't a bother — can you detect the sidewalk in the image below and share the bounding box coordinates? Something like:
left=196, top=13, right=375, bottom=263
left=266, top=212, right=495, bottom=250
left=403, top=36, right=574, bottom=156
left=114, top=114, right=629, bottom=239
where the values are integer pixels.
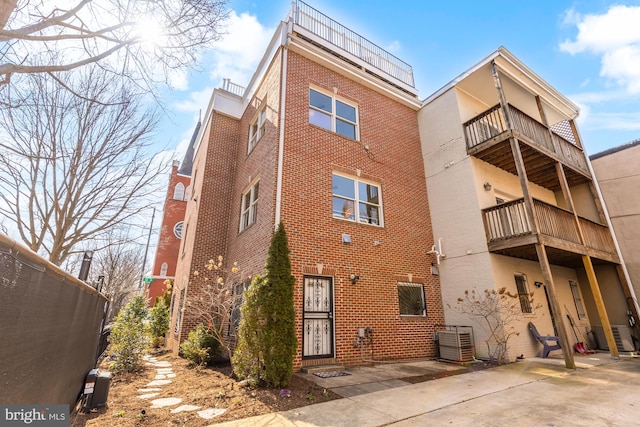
left=211, top=354, right=640, bottom=426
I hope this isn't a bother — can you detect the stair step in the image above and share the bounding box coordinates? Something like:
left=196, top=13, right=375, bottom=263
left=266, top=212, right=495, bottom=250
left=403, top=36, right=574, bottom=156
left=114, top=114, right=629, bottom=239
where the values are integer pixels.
left=301, top=364, right=345, bottom=374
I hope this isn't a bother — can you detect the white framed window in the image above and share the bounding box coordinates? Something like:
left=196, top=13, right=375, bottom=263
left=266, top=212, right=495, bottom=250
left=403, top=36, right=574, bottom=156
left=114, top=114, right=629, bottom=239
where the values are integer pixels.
left=309, top=88, right=358, bottom=139
left=397, top=282, right=426, bottom=316
left=173, top=182, right=185, bottom=200
left=240, top=181, right=259, bottom=231
left=229, top=279, right=250, bottom=336
left=514, top=273, right=533, bottom=314
left=191, top=170, right=198, bottom=200
left=184, top=185, right=191, bottom=201
left=160, top=262, right=168, bottom=277
left=569, top=280, right=587, bottom=320
left=175, top=289, right=185, bottom=333
left=332, top=173, right=382, bottom=225
left=181, top=223, right=189, bottom=255
left=248, top=106, right=266, bottom=153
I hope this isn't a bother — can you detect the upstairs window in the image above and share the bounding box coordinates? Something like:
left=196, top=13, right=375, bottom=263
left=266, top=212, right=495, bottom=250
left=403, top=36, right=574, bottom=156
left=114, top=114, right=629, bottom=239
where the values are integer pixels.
left=160, top=262, right=168, bottom=277
left=332, top=173, right=382, bottom=225
left=240, top=181, right=259, bottom=232
left=173, top=182, right=185, bottom=200
left=248, top=107, right=266, bottom=153
left=309, top=88, right=358, bottom=139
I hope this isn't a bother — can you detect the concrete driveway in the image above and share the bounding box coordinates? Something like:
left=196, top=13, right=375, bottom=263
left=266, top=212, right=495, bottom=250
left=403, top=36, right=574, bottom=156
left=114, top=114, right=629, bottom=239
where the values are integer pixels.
left=213, top=354, right=640, bottom=426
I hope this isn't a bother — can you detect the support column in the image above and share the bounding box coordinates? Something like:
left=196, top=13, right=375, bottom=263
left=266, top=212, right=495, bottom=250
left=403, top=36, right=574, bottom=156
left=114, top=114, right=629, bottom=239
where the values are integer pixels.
left=491, top=61, right=512, bottom=128
left=494, top=60, right=574, bottom=367
left=556, top=162, right=620, bottom=358
left=583, top=255, right=619, bottom=358
left=536, top=244, right=576, bottom=369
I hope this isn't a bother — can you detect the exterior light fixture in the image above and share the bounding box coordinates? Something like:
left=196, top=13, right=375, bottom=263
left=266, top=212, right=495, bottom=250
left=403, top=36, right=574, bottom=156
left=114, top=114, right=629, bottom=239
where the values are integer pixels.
left=484, top=182, right=492, bottom=191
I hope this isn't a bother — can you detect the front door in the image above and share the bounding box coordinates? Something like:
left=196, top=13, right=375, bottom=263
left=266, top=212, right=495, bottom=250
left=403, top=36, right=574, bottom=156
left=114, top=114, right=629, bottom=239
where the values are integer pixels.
left=302, top=276, right=334, bottom=359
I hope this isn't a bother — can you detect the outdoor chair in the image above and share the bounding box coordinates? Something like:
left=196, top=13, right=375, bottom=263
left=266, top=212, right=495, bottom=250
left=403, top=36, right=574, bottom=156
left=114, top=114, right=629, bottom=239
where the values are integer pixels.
left=528, top=322, right=561, bottom=358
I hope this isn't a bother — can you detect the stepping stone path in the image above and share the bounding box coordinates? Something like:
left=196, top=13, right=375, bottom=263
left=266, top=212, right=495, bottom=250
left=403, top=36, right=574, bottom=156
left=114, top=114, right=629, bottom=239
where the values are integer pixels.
left=139, top=355, right=227, bottom=420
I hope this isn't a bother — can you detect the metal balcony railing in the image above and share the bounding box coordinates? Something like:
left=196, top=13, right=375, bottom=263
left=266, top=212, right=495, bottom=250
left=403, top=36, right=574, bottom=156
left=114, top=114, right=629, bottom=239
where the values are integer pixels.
left=292, top=0, right=415, bottom=88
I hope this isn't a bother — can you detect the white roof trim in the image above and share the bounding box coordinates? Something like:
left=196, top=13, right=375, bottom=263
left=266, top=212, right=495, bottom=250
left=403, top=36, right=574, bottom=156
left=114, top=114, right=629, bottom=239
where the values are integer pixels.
left=422, top=47, right=579, bottom=119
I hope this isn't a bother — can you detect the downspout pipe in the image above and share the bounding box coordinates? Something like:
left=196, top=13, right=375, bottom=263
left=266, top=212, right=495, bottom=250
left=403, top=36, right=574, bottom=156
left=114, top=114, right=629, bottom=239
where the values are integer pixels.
left=274, top=23, right=290, bottom=230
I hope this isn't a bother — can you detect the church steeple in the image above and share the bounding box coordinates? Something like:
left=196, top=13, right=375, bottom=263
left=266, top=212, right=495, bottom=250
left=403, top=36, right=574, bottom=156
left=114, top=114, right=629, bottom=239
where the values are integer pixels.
left=177, top=118, right=201, bottom=176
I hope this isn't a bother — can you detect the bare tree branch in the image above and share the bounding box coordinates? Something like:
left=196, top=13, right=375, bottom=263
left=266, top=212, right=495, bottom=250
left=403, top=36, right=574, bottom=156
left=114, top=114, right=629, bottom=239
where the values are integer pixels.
left=91, top=234, right=145, bottom=322
left=0, top=68, right=165, bottom=265
left=0, top=0, right=229, bottom=96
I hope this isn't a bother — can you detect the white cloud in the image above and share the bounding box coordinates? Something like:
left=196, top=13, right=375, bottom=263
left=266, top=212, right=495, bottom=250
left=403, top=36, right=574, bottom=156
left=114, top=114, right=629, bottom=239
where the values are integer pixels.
left=208, top=11, right=275, bottom=86
left=154, top=121, right=198, bottom=170
left=174, top=86, right=214, bottom=113
left=569, top=88, right=630, bottom=104
left=601, top=45, right=640, bottom=93
left=560, top=5, right=640, bottom=94
left=167, top=69, right=189, bottom=91
left=581, top=111, right=640, bottom=131
left=386, top=41, right=401, bottom=53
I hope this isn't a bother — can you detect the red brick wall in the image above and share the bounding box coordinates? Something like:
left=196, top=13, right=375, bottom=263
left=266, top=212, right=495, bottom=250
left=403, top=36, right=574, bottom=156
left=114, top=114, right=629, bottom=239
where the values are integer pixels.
left=278, top=51, right=444, bottom=366
left=224, top=50, right=284, bottom=279
left=168, top=111, right=241, bottom=350
left=171, top=45, right=444, bottom=366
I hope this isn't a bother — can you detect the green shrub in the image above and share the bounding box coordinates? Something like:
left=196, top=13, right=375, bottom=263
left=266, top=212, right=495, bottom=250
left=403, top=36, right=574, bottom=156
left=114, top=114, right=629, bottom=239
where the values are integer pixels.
left=149, top=298, right=170, bottom=347
left=109, top=293, right=150, bottom=373
left=233, top=222, right=297, bottom=387
left=180, top=324, right=221, bottom=366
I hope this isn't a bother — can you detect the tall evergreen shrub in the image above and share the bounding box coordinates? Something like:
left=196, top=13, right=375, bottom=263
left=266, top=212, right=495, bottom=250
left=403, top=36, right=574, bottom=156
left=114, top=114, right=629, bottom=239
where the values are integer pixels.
left=233, top=222, right=297, bottom=387
left=109, top=293, right=150, bottom=373
left=149, top=298, right=170, bottom=347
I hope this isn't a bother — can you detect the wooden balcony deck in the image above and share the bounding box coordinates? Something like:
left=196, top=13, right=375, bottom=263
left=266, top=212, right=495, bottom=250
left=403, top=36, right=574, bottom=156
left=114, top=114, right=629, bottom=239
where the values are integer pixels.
left=463, top=105, right=591, bottom=192
left=482, top=198, right=619, bottom=266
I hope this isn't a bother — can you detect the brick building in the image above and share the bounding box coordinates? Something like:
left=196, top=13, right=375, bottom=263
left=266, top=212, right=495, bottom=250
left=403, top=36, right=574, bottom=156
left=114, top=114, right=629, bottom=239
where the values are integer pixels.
left=168, top=1, right=635, bottom=368
left=168, top=1, right=445, bottom=368
left=146, top=122, right=200, bottom=305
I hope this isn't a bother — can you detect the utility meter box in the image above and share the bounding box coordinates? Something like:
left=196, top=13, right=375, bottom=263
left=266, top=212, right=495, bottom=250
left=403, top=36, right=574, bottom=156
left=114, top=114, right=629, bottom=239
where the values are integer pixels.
left=81, top=369, right=112, bottom=411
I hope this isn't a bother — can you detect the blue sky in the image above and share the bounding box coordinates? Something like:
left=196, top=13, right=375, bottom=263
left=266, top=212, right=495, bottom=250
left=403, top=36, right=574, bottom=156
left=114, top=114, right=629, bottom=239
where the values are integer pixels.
left=158, top=0, right=640, bottom=163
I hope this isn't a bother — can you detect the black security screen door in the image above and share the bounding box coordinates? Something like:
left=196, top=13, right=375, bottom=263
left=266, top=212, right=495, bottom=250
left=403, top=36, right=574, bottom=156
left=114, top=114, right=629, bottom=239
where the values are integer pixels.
left=302, top=276, right=334, bottom=358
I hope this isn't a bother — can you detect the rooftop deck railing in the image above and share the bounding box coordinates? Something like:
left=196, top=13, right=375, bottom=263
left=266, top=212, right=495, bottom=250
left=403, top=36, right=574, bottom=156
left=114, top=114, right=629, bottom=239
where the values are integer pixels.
left=464, top=104, right=588, bottom=175
left=221, top=78, right=245, bottom=97
left=292, top=0, right=415, bottom=88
